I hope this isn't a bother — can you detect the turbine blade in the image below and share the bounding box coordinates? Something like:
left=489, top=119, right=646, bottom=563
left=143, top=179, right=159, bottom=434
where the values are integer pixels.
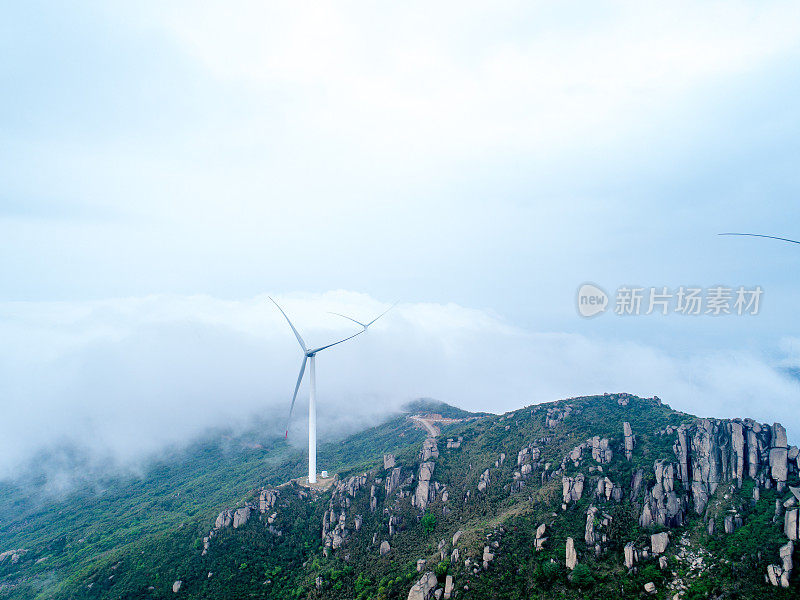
left=285, top=356, right=307, bottom=438
left=311, top=329, right=364, bottom=353
left=269, top=296, right=307, bottom=351
left=328, top=311, right=367, bottom=328
left=719, top=233, right=800, bottom=245
left=366, top=301, right=398, bottom=327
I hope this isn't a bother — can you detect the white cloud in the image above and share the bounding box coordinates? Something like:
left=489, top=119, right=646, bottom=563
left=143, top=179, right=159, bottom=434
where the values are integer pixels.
left=1, top=291, right=798, bottom=482
left=133, top=0, right=800, bottom=162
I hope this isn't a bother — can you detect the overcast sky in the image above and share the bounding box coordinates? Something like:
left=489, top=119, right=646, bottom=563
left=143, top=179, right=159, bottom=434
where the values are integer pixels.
left=2, top=2, right=800, bottom=474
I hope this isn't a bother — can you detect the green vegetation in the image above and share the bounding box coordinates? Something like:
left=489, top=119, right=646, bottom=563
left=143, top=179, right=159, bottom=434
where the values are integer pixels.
left=1, top=393, right=798, bottom=600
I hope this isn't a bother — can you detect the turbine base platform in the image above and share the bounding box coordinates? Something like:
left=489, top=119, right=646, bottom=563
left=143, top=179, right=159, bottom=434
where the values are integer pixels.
left=294, top=473, right=337, bottom=491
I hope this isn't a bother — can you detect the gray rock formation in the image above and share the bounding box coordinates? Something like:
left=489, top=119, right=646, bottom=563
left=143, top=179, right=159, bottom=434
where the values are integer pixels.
left=258, top=489, right=279, bottom=513
left=386, top=467, right=402, bottom=496
left=384, top=454, right=396, bottom=469
left=562, top=474, right=585, bottom=504
left=446, top=437, right=462, bottom=449
left=478, top=469, right=491, bottom=493
left=623, top=422, right=635, bottom=460
left=585, top=506, right=599, bottom=544
left=565, top=537, right=577, bottom=570
left=380, top=540, right=391, bottom=556
left=443, top=574, right=454, bottom=599
left=414, top=462, right=435, bottom=510
left=408, top=571, right=437, bottom=600
left=482, top=545, right=494, bottom=569
left=770, top=424, right=789, bottom=490
left=785, top=507, right=799, bottom=541
left=534, top=523, right=548, bottom=551
left=232, top=507, right=251, bottom=529
left=767, top=542, right=792, bottom=589
left=172, top=580, right=182, bottom=593
left=591, top=436, right=613, bottom=463
left=640, top=461, right=685, bottom=528
left=650, top=532, right=669, bottom=555
left=420, top=438, right=439, bottom=461
left=624, top=542, right=638, bottom=569
left=215, top=509, right=233, bottom=529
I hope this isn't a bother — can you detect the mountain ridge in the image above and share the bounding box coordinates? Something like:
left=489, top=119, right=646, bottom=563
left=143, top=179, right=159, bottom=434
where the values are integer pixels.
left=1, top=394, right=799, bottom=599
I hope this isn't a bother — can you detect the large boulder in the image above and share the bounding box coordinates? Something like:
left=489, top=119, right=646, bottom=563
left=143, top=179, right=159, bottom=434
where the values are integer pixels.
left=443, top=574, right=454, bottom=599
left=407, top=571, right=437, bottom=600
left=565, top=537, right=577, bottom=570
left=232, top=507, right=251, bottom=529
left=651, top=532, right=669, bottom=555
left=623, top=422, right=635, bottom=460
left=785, top=508, right=799, bottom=541
left=624, top=542, right=638, bottom=569
left=562, top=474, right=585, bottom=504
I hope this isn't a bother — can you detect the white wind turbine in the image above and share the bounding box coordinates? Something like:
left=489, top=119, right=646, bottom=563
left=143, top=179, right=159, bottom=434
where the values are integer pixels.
left=269, top=297, right=392, bottom=484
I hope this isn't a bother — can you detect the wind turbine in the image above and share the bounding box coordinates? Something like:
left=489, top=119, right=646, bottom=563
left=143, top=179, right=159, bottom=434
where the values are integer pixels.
left=269, top=297, right=363, bottom=484
left=328, top=302, right=398, bottom=331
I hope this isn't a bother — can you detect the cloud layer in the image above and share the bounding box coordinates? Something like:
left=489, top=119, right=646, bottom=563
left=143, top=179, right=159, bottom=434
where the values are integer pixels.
left=1, top=291, right=798, bottom=482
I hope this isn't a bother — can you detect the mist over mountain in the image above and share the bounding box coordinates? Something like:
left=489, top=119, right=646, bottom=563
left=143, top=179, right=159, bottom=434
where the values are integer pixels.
left=1, top=292, right=798, bottom=491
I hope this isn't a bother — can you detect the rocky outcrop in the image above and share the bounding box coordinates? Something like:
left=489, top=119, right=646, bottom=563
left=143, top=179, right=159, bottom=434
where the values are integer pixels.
left=624, top=542, right=638, bottom=569
left=420, top=438, right=439, bottom=461
left=408, top=571, right=437, bottom=600
left=673, top=419, right=794, bottom=514
left=595, top=476, right=622, bottom=502
left=640, top=460, right=685, bottom=528
left=784, top=507, right=798, bottom=541
left=215, top=509, right=233, bottom=529
left=478, top=469, right=491, bottom=493
left=443, top=574, right=454, bottom=599
left=562, top=474, right=585, bottom=505
left=623, top=422, right=635, bottom=460
left=766, top=541, right=793, bottom=588
left=534, top=523, right=547, bottom=551
left=414, top=462, right=435, bottom=510
left=232, top=507, right=251, bottom=529
left=446, top=437, right=462, bottom=449
left=545, top=404, right=574, bottom=428
left=384, top=454, right=396, bottom=469
left=585, top=506, right=599, bottom=544
left=482, top=545, right=494, bottom=569
left=379, top=540, right=391, bottom=556
left=172, top=580, right=182, bottom=593
left=591, top=436, right=613, bottom=463
left=258, top=488, right=279, bottom=513
left=565, top=537, right=577, bottom=570
left=651, top=532, right=669, bottom=555
left=385, top=467, right=402, bottom=496
left=770, top=424, right=789, bottom=491
left=0, top=550, right=26, bottom=564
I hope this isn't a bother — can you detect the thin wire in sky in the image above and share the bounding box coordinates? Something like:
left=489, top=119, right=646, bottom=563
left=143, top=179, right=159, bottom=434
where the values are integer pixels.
left=719, top=233, right=800, bottom=245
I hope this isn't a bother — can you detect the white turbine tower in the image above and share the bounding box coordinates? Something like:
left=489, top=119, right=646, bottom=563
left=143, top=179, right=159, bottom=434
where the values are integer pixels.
left=270, top=297, right=392, bottom=484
